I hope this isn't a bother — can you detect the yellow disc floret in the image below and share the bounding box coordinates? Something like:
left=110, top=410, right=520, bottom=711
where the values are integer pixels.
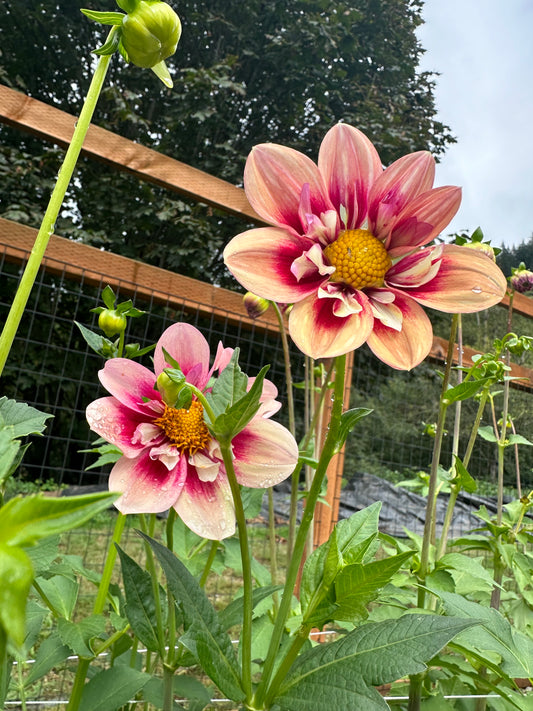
left=154, top=400, right=211, bottom=455
left=323, top=229, right=392, bottom=290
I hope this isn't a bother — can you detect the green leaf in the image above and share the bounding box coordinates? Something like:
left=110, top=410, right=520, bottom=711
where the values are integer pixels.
left=0, top=492, right=116, bottom=546
left=57, top=615, right=106, bottom=658
left=26, top=632, right=71, bottom=685
left=271, top=615, right=476, bottom=711
left=334, top=408, right=373, bottom=454
left=442, top=377, right=493, bottom=405
left=0, top=396, right=52, bottom=438
left=0, top=543, right=33, bottom=649
left=80, top=9, right=125, bottom=25
left=75, top=321, right=116, bottom=358
left=212, top=365, right=270, bottom=441
left=438, top=591, right=533, bottom=678
left=218, top=585, right=283, bottom=630
left=116, top=545, right=165, bottom=653
left=478, top=425, right=498, bottom=443
left=36, top=574, right=79, bottom=620
left=140, top=534, right=245, bottom=702
left=436, top=553, right=495, bottom=595
left=333, top=552, right=414, bottom=622
left=507, top=433, right=533, bottom=446
left=79, top=666, right=151, bottom=711
left=0, top=429, right=22, bottom=485
left=452, top=456, right=477, bottom=493
left=205, top=348, right=248, bottom=419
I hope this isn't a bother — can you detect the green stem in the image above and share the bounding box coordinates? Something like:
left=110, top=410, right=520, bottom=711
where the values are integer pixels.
left=272, top=302, right=295, bottom=438
left=219, top=438, right=253, bottom=701
left=67, top=512, right=126, bottom=711
left=254, top=355, right=346, bottom=710
left=138, top=515, right=166, bottom=657
left=267, top=487, right=279, bottom=595
left=163, top=664, right=175, bottom=711
left=0, top=48, right=112, bottom=378
left=199, top=539, right=219, bottom=588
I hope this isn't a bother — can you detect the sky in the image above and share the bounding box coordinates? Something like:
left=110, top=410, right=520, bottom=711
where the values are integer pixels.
left=417, top=0, right=533, bottom=249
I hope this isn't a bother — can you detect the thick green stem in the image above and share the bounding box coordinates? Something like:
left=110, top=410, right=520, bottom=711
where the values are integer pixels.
left=254, top=355, right=346, bottom=710
left=219, top=438, right=253, bottom=701
left=0, top=49, right=112, bottom=378
left=67, top=513, right=126, bottom=711
left=163, top=664, right=175, bottom=711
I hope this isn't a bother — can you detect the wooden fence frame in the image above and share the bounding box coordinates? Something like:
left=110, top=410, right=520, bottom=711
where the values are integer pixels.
left=1, top=83, right=533, bottom=546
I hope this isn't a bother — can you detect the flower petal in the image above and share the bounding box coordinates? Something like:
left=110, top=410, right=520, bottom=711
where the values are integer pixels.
left=244, top=143, right=332, bottom=233
left=173, top=471, right=235, bottom=540
left=109, top=450, right=187, bottom=514
left=224, top=227, right=324, bottom=302
left=406, top=245, right=507, bottom=313
left=318, top=123, right=382, bottom=230
left=288, top=291, right=374, bottom=359
left=386, top=245, right=443, bottom=288
left=98, top=359, right=160, bottom=415
left=86, top=397, right=152, bottom=457
left=387, top=186, right=462, bottom=253
left=367, top=290, right=433, bottom=370
left=154, top=322, right=211, bottom=389
left=232, top=418, right=298, bottom=487
left=368, top=151, right=435, bottom=241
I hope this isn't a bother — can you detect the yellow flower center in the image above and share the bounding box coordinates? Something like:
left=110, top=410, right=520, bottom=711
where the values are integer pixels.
left=154, top=400, right=211, bottom=455
left=323, top=228, right=392, bottom=290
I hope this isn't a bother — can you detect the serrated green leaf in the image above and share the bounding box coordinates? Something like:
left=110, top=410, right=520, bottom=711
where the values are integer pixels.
left=271, top=615, right=476, bottom=711
left=212, top=365, right=269, bottom=441
left=36, top=574, right=79, bottom=620
left=26, top=633, right=71, bottom=685
left=438, top=591, right=533, bottom=678
left=81, top=9, right=125, bottom=25
left=0, top=492, right=116, bottom=547
left=0, top=429, right=21, bottom=485
left=75, top=321, right=116, bottom=357
left=78, top=666, right=151, bottom=711
left=333, top=551, right=414, bottom=622
left=0, top=396, right=52, bottom=438
left=57, top=615, right=106, bottom=658
left=116, top=545, right=165, bottom=653
left=507, top=433, right=533, bottom=446
left=140, top=534, right=245, bottom=702
left=452, top=456, right=477, bottom=493
left=205, top=349, right=248, bottom=418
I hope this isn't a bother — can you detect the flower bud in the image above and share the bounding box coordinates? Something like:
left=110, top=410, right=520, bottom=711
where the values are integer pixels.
left=243, top=292, right=270, bottom=320
left=463, top=240, right=496, bottom=261
left=510, top=263, right=533, bottom=294
left=98, top=309, right=127, bottom=337
left=121, top=0, right=181, bottom=68
left=156, top=371, right=181, bottom=406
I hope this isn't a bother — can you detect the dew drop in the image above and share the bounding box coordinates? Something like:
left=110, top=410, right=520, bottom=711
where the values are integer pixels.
left=471, top=286, right=483, bottom=294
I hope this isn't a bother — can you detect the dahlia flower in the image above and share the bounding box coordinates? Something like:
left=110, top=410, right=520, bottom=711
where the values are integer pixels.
left=223, top=124, right=507, bottom=369
left=86, top=323, right=298, bottom=539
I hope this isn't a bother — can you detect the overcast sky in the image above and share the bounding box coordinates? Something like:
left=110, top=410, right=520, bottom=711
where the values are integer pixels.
left=417, top=0, right=533, bottom=249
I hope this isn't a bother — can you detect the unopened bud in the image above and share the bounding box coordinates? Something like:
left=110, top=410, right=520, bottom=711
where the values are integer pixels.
left=510, top=263, right=533, bottom=294
left=463, top=241, right=496, bottom=261
left=98, top=309, right=127, bottom=337
left=243, top=292, right=270, bottom=320
left=156, top=371, right=182, bottom=406
left=121, top=0, right=181, bottom=68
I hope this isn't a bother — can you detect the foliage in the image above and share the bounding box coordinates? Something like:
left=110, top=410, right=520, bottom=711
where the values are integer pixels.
left=0, top=0, right=454, bottom=286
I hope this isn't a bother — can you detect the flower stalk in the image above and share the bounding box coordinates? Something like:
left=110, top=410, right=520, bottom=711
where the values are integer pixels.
left=0, top=45, right=113, bottom=378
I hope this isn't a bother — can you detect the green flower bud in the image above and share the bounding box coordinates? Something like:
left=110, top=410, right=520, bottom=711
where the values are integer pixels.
left=243, top=292, right=270, bottom=320
left=98, top=309, right=127, bottom=337
left=121, top=0, right=181, bottom=69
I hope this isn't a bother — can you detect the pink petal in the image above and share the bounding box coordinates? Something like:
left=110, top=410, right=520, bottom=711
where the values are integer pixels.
left=109, top=450, right=188, bottom=514
left=86, top=396, right=152, bottom=457
left=367, top=290, right=433, bottom=370
left=368, top=151, right=436, bottom=241
left=232, top=418, right=298, bottom=487
left=406, top=245, right=507, bottom=313
left=98, top=359, right=160, bottom=415
left=387, top=186, right=462, bottom=253
left=247, top=377, right=281, bottom=418
left=244, top=143, right=332, bottom=233
left=154, top=323, right=211, bottom=389
left=173, top=471, right=235, bottom=540
left=224, top=227, right=325, bottom=302
left=318, top=123, right=382, bottom=230
left=288, top=291, right=374, bottom=359
left=386, top=246, right=443, bottom=288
